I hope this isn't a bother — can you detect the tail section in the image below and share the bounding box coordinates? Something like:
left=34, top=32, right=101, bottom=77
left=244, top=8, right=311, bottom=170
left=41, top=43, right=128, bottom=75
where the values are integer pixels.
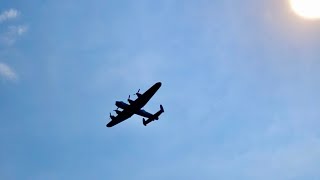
left=142, top=105, right=164, bottom=126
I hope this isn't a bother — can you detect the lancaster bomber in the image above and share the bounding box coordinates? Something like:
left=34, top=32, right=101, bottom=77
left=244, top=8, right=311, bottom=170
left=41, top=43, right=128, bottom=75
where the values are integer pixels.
left=106, top=82, right=164, bottom=127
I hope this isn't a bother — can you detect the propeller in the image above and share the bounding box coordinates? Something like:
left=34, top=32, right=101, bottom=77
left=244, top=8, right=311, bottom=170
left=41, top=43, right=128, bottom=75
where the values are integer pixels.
left=135, top=89, right=140, bottom=95
left=134, top=89, right=142, bottom=97
left=128, top=89, right=141, bottom=103
left=128, top=94, right=135, bottom=104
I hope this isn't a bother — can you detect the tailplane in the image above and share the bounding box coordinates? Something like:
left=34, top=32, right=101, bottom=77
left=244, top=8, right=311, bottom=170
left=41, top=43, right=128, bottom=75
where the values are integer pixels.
left=142, top=105, right=164, bottom=126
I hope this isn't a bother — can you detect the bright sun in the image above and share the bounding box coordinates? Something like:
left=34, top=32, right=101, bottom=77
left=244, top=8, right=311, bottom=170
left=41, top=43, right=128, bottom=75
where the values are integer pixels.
left=290, top=0, right=320, bottom=19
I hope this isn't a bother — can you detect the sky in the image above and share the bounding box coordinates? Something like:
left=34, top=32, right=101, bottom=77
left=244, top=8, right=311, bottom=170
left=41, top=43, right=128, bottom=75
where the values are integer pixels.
left=1, top=0, right=320, bottom=179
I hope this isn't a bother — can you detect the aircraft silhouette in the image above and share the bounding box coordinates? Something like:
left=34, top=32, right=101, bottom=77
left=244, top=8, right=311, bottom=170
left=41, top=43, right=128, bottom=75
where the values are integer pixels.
left=106, top=82, right=164, bottom=127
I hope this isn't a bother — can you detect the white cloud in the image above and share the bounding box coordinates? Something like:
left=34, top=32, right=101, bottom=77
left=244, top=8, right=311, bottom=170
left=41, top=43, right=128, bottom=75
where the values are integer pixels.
left=16, top=25, right=27, bottom=35
left=0, top=8, right=26, bottom=46
left=0, top=62, right=18, bottom=81
left=0, top=25, right=28, bottom=46
left=8, top=25, right=28, bottom=36
left=0, top=9, right=19, bottom=23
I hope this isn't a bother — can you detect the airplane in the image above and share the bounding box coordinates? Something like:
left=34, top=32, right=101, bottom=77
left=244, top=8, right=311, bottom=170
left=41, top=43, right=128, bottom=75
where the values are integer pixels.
left=106, top=82, right=164, bottom=127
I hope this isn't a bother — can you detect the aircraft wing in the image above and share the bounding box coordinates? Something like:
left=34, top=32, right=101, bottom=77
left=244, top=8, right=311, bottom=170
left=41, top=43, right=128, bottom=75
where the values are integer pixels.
left=135, top=109, right=153, bottom=118
left=107, top=109, right=133, bottom=127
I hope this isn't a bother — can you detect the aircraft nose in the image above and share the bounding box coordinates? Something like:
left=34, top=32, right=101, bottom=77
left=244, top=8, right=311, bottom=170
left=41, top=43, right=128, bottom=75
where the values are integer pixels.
left=106, top=121, right=113, bottom=127
left=156, top=82, right=162, bottom=87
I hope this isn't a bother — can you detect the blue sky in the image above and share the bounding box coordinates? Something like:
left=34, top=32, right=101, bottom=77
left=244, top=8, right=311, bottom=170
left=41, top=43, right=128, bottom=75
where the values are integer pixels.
left=1, top=0, right=320, bottom=179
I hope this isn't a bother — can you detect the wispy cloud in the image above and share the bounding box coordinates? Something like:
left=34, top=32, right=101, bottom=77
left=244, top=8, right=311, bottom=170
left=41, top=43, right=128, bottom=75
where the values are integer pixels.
left=11, top=25, right=28, bottom=35
left=0, top=25, right=28, bottom=46
left=0, top=62, right=18, bottom=81
left=0, top=8, right=26, bottom=46
left=0, top=9, right=19, bottom=23
left=8, top=25, right=28, bottom=36
left=0, top=9, right=24, bottom=83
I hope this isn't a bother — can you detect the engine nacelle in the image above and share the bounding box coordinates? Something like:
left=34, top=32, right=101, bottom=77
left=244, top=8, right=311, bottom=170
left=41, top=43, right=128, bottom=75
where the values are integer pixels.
left=115, top=101, right=129, bottom=109
left=109, top=113, right=116, bottom=120
left=114, top=109, right=121, bottom=114
left=128, top=99, right=134, bottom=104
left=135, top=89, right=142, bottom=97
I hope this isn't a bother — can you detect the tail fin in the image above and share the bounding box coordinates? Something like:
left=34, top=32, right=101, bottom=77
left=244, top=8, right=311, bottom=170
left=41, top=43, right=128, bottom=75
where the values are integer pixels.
left=142, top=118, right=147, bottom=126
left=160, top=104, right=164, bottom=113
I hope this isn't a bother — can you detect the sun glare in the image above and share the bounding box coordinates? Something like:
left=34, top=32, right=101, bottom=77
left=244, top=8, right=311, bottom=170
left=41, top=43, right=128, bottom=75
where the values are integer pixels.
left=290, top=0, right=320, bottom=19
